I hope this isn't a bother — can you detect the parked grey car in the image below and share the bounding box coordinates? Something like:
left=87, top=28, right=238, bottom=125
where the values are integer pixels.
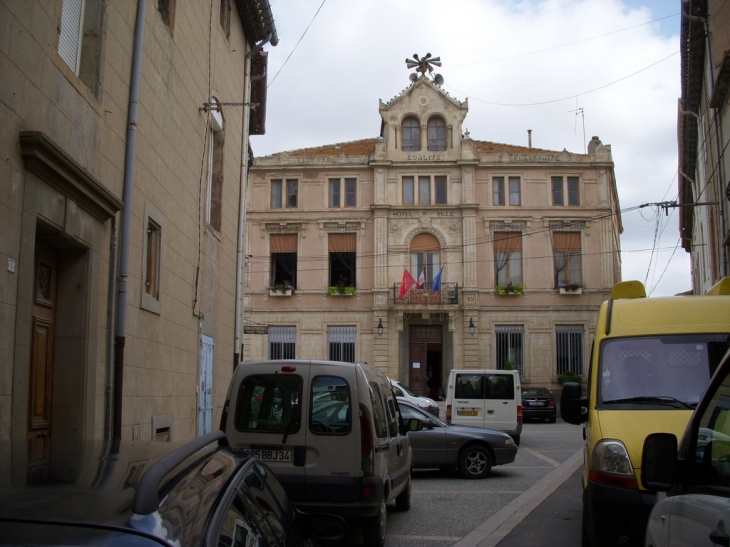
left=398, top=398, right=517, bottom=479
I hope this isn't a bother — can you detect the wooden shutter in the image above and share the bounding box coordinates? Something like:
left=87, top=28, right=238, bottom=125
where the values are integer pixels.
left=270, top=234, right=297, bottom=253
left=58, top=0, right=84, bottom=73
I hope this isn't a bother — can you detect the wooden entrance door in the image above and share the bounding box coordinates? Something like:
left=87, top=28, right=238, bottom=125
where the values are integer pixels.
left=409, top=325, right=443, bottom=396
left=28, top=241, right=58, bottom=481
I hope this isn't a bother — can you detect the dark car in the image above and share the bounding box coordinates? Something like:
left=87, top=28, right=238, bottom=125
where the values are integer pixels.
left=521, top=388, right=557, bottom=422
left=397, top=398, right=517, bottom=479
left=0, top=431, right=344, bottom=546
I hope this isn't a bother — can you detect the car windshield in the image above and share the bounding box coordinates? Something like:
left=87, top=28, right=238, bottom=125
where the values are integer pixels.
left=598, top=334, right=730, bottom=408
left=396, top=382, right=417, bottom=397
left=399, top=401, right=447, bottom=427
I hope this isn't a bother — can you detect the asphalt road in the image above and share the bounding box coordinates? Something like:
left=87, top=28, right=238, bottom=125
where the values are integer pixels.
left=337, top=419, right=586, bottom=546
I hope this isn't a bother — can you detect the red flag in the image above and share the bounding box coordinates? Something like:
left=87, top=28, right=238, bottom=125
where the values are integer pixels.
left=416, top=268, right=426, bottom=289
left=398, top=269, right=417, bottom=300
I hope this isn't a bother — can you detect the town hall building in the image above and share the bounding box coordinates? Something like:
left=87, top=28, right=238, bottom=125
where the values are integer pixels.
left=243, top=70, right=622, bottom=395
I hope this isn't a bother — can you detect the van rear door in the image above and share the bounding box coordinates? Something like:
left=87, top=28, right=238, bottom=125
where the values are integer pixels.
left=484, top=372, right=517, bottom=431
left=230, top=362, right=310, bottom=501
left=304, top=366, right=361, bottom=503
left=451, top=372, right=487, bottom=427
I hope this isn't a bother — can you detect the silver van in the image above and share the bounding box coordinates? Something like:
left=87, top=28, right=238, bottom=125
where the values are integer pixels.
left=445, top=369, right=523, bottom=445
left=220, top=360, right=414, bottom=547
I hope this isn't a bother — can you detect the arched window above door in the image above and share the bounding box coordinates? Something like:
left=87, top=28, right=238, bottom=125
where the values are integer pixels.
left=402, top=117, right=421, bottom=151
left=410, top=233, right=441, bottom=285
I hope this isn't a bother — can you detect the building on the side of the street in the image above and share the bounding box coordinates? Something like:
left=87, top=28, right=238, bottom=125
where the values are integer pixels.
left=244, top=75, right=622, bottom=397
left=679, top=0, right=730, bottom=293
left=0, top=0, right=277, bottom=455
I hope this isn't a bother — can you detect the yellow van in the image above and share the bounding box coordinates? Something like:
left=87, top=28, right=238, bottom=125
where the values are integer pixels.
left=561, top=278, right=730, bottom=547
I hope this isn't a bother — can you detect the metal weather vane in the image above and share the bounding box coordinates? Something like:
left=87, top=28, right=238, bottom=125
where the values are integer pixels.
left=405, top=53, right=444, bottom=85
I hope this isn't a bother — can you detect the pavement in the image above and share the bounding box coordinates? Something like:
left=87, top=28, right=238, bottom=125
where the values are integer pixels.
left=451, top=447, right=584, bottom=547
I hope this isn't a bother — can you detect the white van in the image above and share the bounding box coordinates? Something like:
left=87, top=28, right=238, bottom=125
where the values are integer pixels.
left=220, top=360, right=414, bottom=547
left=445, top=369, right=523, bottom=445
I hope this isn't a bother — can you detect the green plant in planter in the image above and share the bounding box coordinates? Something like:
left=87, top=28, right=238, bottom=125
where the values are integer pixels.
left=496, top=284, right=523, bottom=295
left=327, top=286, right=338, bottom=295
left=558, top=370, right=583, bottom=384
left=558, top=281, right=583, bottom=291
left=344, top=286, right=356, bottom=295
left=503, top=360, right=513, bottom=370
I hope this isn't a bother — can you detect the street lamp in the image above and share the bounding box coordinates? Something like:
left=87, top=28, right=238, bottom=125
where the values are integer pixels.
left=469, top=318, right=475, bottom=336
left=377, top=318, right=384, bottom=337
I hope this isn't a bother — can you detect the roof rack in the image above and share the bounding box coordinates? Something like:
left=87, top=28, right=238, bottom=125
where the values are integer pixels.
left=133, top=430, right=226, bottom=515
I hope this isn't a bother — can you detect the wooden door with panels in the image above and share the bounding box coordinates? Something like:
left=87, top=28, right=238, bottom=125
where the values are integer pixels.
left=408, top=325, right=443, bottom=396
left=27, top=241, right=58, bottom=482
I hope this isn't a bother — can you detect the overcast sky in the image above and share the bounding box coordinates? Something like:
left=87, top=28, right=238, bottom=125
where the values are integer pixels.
left=253, top=0, right=686, bottom=296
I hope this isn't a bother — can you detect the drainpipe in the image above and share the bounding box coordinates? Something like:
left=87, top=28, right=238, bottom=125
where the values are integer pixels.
left=233, top=52, right=252, bottom=369
left=114, top=0, right=147, bottom=442
left=104, top=221, right=117, bottom=439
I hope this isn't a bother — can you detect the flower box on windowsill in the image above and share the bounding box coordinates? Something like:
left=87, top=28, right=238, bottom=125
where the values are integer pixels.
left=269, top=289, right=293, bottom=296
left=327, top=287, right=356, bottom=296
left=559, top=287, right=582, bottom=295
left=495, top=285, right=523, bottom=296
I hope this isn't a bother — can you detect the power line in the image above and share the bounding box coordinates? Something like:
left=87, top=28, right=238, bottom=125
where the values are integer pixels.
left=446, top=13, right=680, bottom=69
left=268, top=0, right=326, bottom=89
left=446, top=51, right=679, bottom=107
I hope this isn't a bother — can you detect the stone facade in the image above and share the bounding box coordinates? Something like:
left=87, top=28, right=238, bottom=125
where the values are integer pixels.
left=679, top=0, right=730, bottom=293
left=245, top=77, right=622, bottom=396
left=0, top=0, right=277, bottom=444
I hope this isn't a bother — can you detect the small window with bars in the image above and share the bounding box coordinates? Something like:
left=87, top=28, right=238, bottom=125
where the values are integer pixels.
left=269, top=326, right=296, bottom=359
left=495, top=325, right=524, bottom=375
left=328, top=326, right=355, bottom=363
left=556, top=325, right=584, bottom=376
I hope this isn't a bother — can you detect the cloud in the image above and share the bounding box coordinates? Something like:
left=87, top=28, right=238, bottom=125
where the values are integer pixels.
left=257, top=0, right=688, bottom=295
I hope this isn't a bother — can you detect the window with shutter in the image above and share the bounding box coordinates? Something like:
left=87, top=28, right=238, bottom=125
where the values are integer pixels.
left=58, top=0, right=84, bottom=73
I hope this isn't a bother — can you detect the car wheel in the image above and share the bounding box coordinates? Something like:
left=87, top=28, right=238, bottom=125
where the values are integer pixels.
left=362, top=497, right=387, bottom=547
left=549, top=414, right=557, bottom=424
left=459, top=445, right=493, bottom=479
left=395, top=473, right=411, bottom=511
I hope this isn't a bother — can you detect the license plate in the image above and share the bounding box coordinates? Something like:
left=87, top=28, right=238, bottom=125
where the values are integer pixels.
left=244, top=449, right=292, bottom=462
left=457, top=409, right=479, bottom=417
left=533, top=401, right=546, bottom=406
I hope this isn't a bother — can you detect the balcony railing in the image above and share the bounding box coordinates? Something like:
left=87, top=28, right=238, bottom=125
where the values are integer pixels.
left=393, top=282, right=459, bottom=305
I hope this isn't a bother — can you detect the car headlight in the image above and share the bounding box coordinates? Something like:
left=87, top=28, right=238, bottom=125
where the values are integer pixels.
left=589, top=439, right=638, bottom=489
left=504, top=438, right=515, bottom=446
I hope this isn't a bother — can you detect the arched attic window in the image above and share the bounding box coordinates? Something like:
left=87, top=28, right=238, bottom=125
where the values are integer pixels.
left=427, top=116, right=446, bottom=151
left=410, top=233, right=441, bottom=285
left=402, top=117, right=421, bottom=151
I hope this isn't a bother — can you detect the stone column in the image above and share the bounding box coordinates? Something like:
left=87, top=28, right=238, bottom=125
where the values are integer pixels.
left=461, top=204, right=478, bottom=288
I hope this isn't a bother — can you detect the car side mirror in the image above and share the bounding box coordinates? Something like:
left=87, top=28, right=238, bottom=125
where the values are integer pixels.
left=641, top=433, right=677, bottom=491
left=408, top=418, right=424, bottom=432
left=560, top=382, right=587, bottom=425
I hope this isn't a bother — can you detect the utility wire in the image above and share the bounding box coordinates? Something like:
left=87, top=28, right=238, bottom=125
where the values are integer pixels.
left=446, top=13, right=680, bottom=68
left=446, top=51, right=679, bottom=107
left=268, top=0, right=326, bottom=89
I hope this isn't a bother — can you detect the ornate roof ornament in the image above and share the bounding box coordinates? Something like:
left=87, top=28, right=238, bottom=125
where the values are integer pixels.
left=405, top=53, right=444, bottom=86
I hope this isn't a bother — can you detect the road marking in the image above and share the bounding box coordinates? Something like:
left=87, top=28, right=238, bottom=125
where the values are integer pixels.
left=518, top=446, right=561, bottom=467
left=450, top=448, right=583, bottom=547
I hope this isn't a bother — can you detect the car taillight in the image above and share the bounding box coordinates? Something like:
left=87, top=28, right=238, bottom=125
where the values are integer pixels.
left=548, top=399, right=556, bottom=408
left=517, top=405, right=523, bottom=424
left=360, top=415, right=374, bottom=475
left=219, top=400, right=229, bottom=431
left=446, top=404, right=452, bottom=422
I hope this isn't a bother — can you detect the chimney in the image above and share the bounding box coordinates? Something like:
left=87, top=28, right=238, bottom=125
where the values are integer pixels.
left=527, top=129, right=532, bottom=148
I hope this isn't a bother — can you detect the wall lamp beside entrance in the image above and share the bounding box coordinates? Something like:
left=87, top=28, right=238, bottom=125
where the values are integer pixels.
left=469, top=318, right=476, bottom=336
left=377, top=318, right=384, bottom=337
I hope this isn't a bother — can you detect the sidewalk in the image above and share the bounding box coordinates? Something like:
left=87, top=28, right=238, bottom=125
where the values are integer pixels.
left=452, top=448, right=584, bottom=547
